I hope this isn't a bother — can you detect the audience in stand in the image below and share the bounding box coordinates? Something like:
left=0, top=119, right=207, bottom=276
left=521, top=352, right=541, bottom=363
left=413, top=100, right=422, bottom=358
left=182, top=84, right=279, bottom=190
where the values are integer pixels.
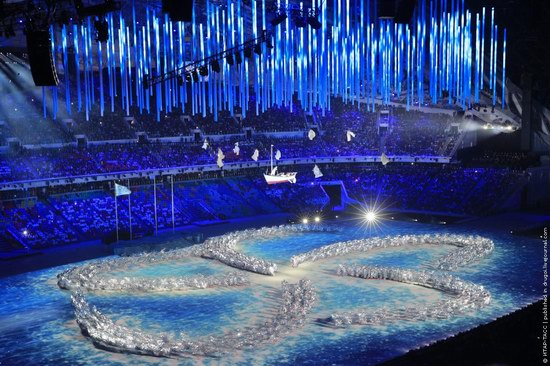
left=0, top=96, right=523, bottom=252
left=0, top=102, right=461, bottom=183
left=241, top=100, right=307, bottom=132
left=1, top=97, right=461, bottom=184
left=0, top=165, right=524, bottom=250
left=385, top=108, right=453, bottom=156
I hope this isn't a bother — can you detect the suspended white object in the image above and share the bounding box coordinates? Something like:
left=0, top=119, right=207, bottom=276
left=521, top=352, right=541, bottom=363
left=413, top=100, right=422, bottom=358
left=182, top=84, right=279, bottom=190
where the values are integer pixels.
left=202, top=139, right=209, bottom=150
left=216, top=148, right=225, bottom=168
left=217, top=148, right=225, bottom=160
left=263, top=145, right=297, bottom=184
left=233, top=142, right=240, bottom=155
left=251, top=149, right=259, bottom=161
left=313, top=165, right=323, bottom=178
left=308, top=129, right=316, bottom=140
left=381, top=153, right=390, bottom=166
left=275, top=149, right=282, bottom=160
left=346, top=130, right=356, bottom=142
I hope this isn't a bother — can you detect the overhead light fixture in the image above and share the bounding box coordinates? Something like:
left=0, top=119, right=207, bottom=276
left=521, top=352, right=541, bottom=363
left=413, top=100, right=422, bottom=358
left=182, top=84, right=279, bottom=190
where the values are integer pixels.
left=271, top=12, right=287, bottom=26
left=244, top=47, right=253, bottom=59
left=191, top=69, right=199, bottom=82
left=234, top=51, right=242, bottom=64
left=307, top=16, right=321, bottom=30
left=199, top=65, right=208, bottom=76
left=211, top=59, right=221, bottom=72
left=226, top=53, right=234, bottom=65
left=266, top=37, right=273, bottom=49
left=254, top=43, right=262, bottom=55
left=176, top=75, right=184, bottom=85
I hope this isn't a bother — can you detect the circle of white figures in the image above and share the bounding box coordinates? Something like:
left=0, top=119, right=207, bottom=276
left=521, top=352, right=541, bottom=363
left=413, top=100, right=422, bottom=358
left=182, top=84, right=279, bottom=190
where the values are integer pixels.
left=57, top=225, right=493, bottom=358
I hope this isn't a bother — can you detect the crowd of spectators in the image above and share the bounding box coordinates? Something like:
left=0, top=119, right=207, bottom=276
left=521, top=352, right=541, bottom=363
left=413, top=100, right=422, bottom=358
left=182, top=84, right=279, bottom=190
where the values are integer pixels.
left=0, top=113, right=460, bottom=183
left=193, top=110, right=243, bottom=135
left=0, top=164, right=525, bottom=250
left=1, top=198, right=79, bottom=247
left=465, top=151, right=537, bottom=169
left=384, top=108, right=454, bottom=156
left=68, top=112, right=136, bottom=141
left=240, top=100, right=307, bottom=132
left=1, top=96, right=461, bottom=177
left=0, top=96, right=520, bottom=251
left=318, top=99, right=380, bottom=156
left=341, top=165, right=524, bottom=215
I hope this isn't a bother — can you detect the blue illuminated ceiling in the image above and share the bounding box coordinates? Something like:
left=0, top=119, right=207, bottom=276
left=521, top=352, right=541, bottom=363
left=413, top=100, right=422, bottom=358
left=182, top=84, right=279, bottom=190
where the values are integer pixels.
left=3, top=1, right=545, bottom=118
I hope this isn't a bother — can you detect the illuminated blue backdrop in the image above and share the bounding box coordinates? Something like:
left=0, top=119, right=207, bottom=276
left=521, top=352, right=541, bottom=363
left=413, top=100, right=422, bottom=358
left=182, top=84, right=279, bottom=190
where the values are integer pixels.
left=44, top=0, right=507, bottom=122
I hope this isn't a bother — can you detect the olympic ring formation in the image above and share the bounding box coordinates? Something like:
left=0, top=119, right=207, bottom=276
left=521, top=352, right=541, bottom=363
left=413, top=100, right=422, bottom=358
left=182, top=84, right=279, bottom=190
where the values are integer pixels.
left=57, top=225, right=494, bottom=358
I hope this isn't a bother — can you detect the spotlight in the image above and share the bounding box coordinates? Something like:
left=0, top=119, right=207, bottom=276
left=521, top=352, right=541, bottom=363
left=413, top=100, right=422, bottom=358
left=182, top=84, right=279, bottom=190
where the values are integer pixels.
left=226, top=53, right=234, bottom=65
left=307, top=16, right=321, bottom=30
left=22, top=229, right=28, bottom=236
left=254, top=43, right=262, bottom=55
left=244, top=47, right=253, bottom=59
left=199, top=65, right=208, bottom=76
left=185, top=72, right=192, bottom=82
left=314, top=216, right=320, bottom=223
left=192, top=69, right=199, bottom=82
left=302, top=218, right=309, bottom=224
left=234, top=51, right=242, bottom=64
left=176, top=75, right=183, bottom=85
left=271, top=12, right=287, bottom=26
left=211, top=59, right=221, bottom=73
left=365, top=211, right=376, bottom=223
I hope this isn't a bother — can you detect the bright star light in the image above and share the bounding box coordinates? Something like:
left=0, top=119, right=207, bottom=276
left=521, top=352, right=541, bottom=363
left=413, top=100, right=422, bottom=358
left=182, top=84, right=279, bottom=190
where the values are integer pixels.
left=365, top=211, right=376, bottom=223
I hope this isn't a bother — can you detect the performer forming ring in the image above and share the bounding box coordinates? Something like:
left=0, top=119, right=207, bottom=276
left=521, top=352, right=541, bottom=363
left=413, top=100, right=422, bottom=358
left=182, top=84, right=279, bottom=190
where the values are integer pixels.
left=58, top=225, right=494, bottom=358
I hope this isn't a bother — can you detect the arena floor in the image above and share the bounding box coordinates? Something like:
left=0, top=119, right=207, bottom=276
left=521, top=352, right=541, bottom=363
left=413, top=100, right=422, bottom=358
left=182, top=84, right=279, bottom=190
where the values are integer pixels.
left=0, top=218, right=541, bottom=365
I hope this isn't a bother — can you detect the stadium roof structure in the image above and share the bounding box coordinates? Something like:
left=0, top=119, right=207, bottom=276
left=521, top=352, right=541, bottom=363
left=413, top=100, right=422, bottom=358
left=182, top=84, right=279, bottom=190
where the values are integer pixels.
left=0, top=0, right=548, bottom=145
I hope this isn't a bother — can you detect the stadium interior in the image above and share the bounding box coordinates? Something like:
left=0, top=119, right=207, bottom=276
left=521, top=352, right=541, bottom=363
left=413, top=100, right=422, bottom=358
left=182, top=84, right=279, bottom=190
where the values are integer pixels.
left=0, top=0, right=548, bottom=365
